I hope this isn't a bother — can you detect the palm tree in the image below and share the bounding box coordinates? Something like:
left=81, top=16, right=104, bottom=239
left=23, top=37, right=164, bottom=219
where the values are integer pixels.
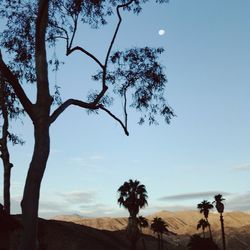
left=118, top=179, right=148, bottom=250
left=197, top=200, right=213, bottom=239
left=151, top=217, right=169, bottom=250
left=213, top=194, right=226, bottom=250
left=137, top=216, right=149, bottom=250
left=197, top=218, right=209, bottom=238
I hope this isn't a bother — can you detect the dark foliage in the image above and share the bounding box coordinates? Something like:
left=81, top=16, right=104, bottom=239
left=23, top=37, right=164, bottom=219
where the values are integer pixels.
left=93, top=47, right=175, bottom=124
left=118, top=179, right=148, bottom=217
left=187, top=234, right=219, bottom=250
left=0, top=0, right=173, bottom=127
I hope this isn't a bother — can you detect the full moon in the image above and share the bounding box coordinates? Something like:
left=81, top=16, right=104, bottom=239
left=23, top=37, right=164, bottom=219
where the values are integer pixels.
left=158, top=29, right=166, bottom=36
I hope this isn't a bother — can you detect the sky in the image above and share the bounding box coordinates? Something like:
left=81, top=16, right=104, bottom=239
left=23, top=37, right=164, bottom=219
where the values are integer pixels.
left=0, top=0, right=250, bottom=218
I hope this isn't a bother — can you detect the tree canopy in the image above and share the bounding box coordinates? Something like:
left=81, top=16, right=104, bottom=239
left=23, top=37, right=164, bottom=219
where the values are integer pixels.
left=0, top=1, right=173, bottom=249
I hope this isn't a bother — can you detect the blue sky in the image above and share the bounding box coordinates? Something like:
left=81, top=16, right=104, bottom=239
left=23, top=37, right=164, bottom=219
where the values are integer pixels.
left=1, top=0, right=250, bottom=218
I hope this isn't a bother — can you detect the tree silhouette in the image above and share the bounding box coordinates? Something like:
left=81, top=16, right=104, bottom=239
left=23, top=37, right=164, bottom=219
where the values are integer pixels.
left=187, top=234, right=219, bottom=250
left=213, top=194, right=226, bottom=250
left=196, top=218, right=209, bottom=238
left=137, top=216, right=149, bottom=250
left=197, top=200, right=214, bottom=240
left=0, top=75, right=24, bottom=214
left=151, top=217, right=169, bottom=250
left=118, top=179, right=148, bottom=250
left=0, top=0, right=174, bottom=249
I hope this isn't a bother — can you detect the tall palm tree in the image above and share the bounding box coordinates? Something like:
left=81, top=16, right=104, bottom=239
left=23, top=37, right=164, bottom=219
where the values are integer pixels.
left=118, top=179, right=148, bottom=250
left=197, top=218, right=209, bottom=238
left=137, top=216, right=149, bottom=250
left=213, top=194, right=226, bottom=250
left=151, top=217, right=169, bottom=250
left=197, top=200, right=213, bottom=240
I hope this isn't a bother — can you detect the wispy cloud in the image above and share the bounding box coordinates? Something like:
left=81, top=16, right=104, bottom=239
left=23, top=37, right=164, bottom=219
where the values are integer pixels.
left=159, top=191, right=232, bottom=201
left=89, top=155, right=104, bottom=160
left=226, top=192, right=250, bottom=211
left=233, top=163, right=250, bottom=171
left=39, top=200, right=68, bottom=212
left=69, top=157, right=87, bottom=166
left=58, top=191, right=96, bottom=204
left=79, top=203, right=125, bottom=217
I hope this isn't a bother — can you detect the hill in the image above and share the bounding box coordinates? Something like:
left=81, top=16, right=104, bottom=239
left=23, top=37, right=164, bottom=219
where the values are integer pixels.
left=3, top=211, right=250, bottom=250
left=53, top=210, right=250, bottom=249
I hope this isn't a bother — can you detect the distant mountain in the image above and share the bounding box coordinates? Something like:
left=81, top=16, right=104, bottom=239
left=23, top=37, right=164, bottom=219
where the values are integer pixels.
left=4, top=211, right=250, bottom=250
left=51, top=210, right=250, bottom=249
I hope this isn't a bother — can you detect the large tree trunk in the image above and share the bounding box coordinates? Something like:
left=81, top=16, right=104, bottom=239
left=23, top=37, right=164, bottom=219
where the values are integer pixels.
left=220, top=213, right=226, bottom=250
left=0, top=80, right=12, bottom=215
left=19, top=122, right=50, bottom=250
left=19, top=0, right=50, bottom=249
left=3, top=161, right=12, bottom=214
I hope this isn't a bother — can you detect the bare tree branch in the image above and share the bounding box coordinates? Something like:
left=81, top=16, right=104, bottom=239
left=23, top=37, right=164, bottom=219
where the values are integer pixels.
left=99, top=105, right=129, bottom=136
left=68, top=13, right=79, bottom=50
left=51, top=24, right=70, bottom=49
left=104, top=0, right=134, bottom=70
left=0, top=51, right=34, bottom=119
left=67, top=46, right=104, bottom=69
left=99, top=0, right=134, bottom=106
left=123, top=89, right=128, bottom=128
left=50, top=98, right=98, bottom=124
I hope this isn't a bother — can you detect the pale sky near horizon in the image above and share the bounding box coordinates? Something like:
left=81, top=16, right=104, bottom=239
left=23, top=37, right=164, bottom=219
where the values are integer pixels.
left=0, top=0, right=250, bottom=218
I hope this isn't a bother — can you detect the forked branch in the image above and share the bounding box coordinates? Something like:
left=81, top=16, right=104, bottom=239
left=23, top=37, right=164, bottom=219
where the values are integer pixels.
left=50, top=98, right=98, bottom=124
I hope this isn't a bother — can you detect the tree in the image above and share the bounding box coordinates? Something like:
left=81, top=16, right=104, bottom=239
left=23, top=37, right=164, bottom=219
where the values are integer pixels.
left=213, top=194, right=226, bottom=250
left=197, top=200, right=214, bottom=240
left=118, top=179, right=148, bottom=250
left=137, top=216, right=149, bottom=250
left=196, top=218, right=209, bottom=238
left=187, top=234, right=219, bottom=250
left=0, top=1, right=174, bottom=249
left=0, top=75, right=24, bottom=214
left=150, top=216, right=169, bottom=250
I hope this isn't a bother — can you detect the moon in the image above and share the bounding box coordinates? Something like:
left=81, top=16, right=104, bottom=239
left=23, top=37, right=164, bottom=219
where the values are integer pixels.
left=158, top=29, right=166, bottom=36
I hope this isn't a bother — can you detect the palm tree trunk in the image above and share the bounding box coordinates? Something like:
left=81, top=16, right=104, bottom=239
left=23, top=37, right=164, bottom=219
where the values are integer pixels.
left=202, top=229, right=205, bottom=238
left=128, top=216, right=139, bottom=250
left=206, top=219, right=213, bottom=240
left=160, top=233, right=163, bottom=250
left=142, top=238, right=146, bottom=250
left=220, top=213, right=226, bottom=250
left=140, top=229, right=147, bottom=250
left=157, top=233, right=161, bottom=250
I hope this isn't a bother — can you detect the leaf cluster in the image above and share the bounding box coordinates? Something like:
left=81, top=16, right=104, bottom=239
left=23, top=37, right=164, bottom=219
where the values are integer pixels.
left=118, top=179, right=148, bottom=217
left=151, top=217, right=169, bottom=234
left=93, top=47, right=175, bottom=124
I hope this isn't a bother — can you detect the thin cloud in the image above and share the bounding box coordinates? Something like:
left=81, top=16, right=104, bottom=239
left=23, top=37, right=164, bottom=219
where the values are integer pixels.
left=226, top=192, right=250, bottom=211
left=159, top=191, right=232, bottom=201
left=233, top=164, right=250, bottom=171
left=90, top=155, right=104, bottom=160
left=79, top=203, right=125, bottom=217
left=59, top=191, right=96, bottom=204
left=39, top=200, right=68, bottom=212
